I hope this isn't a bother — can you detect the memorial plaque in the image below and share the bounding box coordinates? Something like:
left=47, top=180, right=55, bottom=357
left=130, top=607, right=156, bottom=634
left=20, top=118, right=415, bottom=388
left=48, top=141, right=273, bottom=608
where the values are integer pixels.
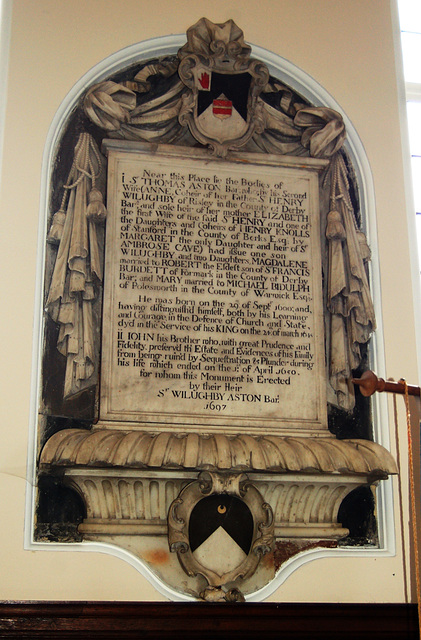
left=36, top=20, right=395, bottom=602
left=100, top=141, right=329, bottom=436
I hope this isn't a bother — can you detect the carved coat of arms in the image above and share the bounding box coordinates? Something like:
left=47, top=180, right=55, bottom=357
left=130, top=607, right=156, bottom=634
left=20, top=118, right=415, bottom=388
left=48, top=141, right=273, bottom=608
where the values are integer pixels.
left=178, top=18, right=269, bottom=156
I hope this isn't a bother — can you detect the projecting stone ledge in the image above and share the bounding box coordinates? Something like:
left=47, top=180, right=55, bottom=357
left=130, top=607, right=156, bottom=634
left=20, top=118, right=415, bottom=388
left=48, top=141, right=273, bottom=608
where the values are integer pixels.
left=39, top=429, right=397, bottom=542
left=40, top=428, right=397, bottom=477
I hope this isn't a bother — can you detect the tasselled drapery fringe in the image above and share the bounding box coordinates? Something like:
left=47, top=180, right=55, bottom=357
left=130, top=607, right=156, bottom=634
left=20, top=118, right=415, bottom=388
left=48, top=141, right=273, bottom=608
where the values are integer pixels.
left=46, top=132, right=105, bottom=398
left=326, top=153, right=375, bottom=410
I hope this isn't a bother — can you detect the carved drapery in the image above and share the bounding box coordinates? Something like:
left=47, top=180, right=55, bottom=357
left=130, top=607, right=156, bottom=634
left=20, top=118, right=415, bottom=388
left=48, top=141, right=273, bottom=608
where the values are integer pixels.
left=324, top=153, right=375, bottom=409
left=46, top=133, right=106, bottom=398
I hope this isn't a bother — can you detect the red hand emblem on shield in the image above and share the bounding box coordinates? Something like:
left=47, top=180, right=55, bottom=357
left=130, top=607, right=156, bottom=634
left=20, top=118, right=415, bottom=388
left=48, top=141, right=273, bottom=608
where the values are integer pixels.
left=199, top=72, right=210, bottom=90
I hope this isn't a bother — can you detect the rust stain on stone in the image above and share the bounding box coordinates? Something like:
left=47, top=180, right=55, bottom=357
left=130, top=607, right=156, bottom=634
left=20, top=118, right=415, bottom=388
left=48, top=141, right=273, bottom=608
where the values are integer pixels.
left=274, top=540, right=337, bottom=571
left=261, top=551, right=275, bottom=569
left=144, top=549, right=169, bottom=565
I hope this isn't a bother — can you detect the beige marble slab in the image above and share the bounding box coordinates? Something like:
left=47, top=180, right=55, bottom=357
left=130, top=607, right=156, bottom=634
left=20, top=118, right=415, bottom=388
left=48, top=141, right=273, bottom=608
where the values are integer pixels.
left=100, top=142, right=328, bottom=436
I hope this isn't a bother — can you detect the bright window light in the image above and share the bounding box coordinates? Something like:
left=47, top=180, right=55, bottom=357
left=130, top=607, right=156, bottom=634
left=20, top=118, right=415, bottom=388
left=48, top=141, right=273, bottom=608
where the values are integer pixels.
left=398, top=1, right=421, bottom=278
left=398, top=0, right=421, bottom=32
left=401, top=33, right=421, bottom=83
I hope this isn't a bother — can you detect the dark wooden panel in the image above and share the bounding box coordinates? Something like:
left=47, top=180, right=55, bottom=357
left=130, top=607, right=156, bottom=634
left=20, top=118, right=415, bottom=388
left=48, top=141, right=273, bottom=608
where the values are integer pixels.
left=0, top=602, right=418, bottom=639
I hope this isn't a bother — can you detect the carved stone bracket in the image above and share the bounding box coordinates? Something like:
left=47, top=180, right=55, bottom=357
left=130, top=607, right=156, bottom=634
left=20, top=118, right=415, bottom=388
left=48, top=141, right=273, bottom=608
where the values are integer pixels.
left=41, top=430, right=397, bottom=541
left=60, top=466, right=379, bottom=541
left=39, top=432, right=397, bottom=598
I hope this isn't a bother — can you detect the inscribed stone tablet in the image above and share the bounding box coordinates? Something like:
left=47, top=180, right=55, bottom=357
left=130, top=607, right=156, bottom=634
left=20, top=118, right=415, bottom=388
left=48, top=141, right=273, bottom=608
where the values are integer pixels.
left=100, top=142, right=328, bottom=436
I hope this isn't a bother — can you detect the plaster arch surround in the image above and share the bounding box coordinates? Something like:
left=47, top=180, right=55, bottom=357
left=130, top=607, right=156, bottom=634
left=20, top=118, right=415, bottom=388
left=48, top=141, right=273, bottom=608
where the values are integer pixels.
left=27, top=22, right=396, bottom=602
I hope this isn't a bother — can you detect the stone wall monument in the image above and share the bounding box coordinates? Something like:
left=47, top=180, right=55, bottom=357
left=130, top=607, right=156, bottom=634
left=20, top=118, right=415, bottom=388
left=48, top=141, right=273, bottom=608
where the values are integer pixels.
left=38, top=18, right=397, bottom=601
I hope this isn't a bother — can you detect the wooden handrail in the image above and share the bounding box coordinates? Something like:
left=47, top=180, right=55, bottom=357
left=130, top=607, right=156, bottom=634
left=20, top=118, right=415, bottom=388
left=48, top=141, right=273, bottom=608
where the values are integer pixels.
left=352, top=370, right=420, bottom=397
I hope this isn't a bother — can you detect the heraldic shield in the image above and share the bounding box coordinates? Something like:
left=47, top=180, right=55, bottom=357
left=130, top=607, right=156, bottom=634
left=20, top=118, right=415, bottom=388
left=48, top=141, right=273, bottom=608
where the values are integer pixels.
left=178, top=18, right=269, bottom=156
left=168, top=472, right=274, bottom=601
